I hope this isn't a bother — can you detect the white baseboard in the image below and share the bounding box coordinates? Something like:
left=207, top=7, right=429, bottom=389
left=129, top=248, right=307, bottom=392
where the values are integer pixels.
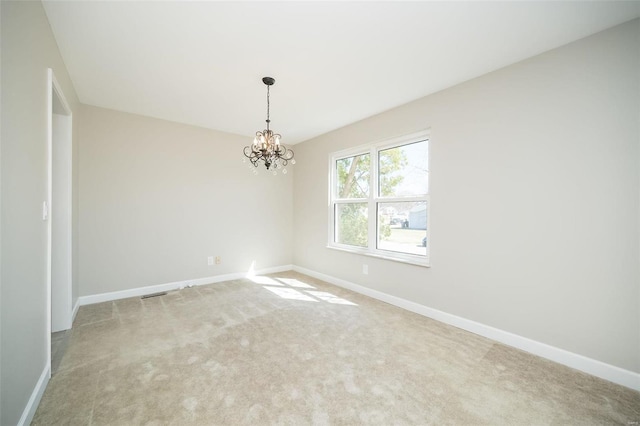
left=292, top=265, right=640, bottom=392
left=18, top=364, right=50, bottom=426
left=72, top=298, right=80, bottom=322
left=77, top=264, right=293, bottom=306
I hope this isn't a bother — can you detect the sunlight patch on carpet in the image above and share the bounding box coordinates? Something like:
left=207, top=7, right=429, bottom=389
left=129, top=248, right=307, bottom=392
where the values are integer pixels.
left=306, top=291, right=357, bottom=305
left=275, top=278, right=316, bottom=289
left=248, top=275, right=283, bottom=286
left=262, top=286, right=319, bottom=302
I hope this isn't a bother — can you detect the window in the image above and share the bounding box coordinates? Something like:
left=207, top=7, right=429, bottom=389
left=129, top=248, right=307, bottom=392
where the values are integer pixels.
left=329, top=131, right=430, bottom=266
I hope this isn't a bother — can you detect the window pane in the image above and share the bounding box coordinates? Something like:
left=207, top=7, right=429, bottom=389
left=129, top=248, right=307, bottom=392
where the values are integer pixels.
left=336, top=153, right=370, bottom=199
left=377, top=201, right=427, bottom=255
left=378, top=140, right=428, bottom=197
left=335, top=203, right=368, bottom=247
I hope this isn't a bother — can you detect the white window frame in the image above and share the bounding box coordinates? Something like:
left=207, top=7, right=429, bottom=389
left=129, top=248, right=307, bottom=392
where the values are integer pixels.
left=328, top=130, right=430, bottom=267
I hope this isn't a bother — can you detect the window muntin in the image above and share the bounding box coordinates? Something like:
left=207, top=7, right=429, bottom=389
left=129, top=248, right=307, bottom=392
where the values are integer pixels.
left=329, top=132, right=430, bottom=266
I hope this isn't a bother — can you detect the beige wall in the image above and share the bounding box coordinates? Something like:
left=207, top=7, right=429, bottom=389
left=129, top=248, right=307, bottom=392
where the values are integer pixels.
left=293, top=20, right=640, bottom=373
left=1, top=1, right=80, bottom=424
left=78, top=105, right=293, bottom=296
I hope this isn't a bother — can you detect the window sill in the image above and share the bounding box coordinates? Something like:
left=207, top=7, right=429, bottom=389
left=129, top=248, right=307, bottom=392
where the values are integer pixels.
left=326, top=245, right=431, bottom=268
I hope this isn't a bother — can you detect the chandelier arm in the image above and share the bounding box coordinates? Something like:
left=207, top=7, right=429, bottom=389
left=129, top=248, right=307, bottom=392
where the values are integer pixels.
left=244, top=146, right=263, bottom=167
left=279, top=146, right=294, bottom=161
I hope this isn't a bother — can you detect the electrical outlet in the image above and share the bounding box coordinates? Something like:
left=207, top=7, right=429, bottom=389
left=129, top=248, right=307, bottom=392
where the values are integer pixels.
left=215, top=256, right=221, bottom=265
left=362, top=264, right=368, bottom=275
left=207, top=256, right=214, bottom=266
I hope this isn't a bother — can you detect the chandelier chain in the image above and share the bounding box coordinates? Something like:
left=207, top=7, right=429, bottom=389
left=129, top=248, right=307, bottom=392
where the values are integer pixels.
left=266, top=84, right=270, bottom=130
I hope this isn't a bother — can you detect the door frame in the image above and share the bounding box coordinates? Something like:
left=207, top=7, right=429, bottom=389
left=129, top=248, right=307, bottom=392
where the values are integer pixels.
left=46, top=68, right=73, bottom=376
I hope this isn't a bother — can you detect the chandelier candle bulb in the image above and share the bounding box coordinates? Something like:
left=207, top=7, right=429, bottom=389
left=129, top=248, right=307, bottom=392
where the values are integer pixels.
left=243, top=77, right=294, bottom=171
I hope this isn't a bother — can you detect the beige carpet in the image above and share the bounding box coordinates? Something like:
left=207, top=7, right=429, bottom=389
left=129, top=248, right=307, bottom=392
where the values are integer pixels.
left=33, top=271, right=639, bottom=425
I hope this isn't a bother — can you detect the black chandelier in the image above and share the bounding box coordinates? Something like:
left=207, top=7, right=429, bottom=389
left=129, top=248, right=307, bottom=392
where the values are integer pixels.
left=243, top=77, right=295, bottom=174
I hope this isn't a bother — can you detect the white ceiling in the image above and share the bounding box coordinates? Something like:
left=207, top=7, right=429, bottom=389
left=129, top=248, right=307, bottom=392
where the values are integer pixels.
left=43, top=1, right=640, bottom=145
